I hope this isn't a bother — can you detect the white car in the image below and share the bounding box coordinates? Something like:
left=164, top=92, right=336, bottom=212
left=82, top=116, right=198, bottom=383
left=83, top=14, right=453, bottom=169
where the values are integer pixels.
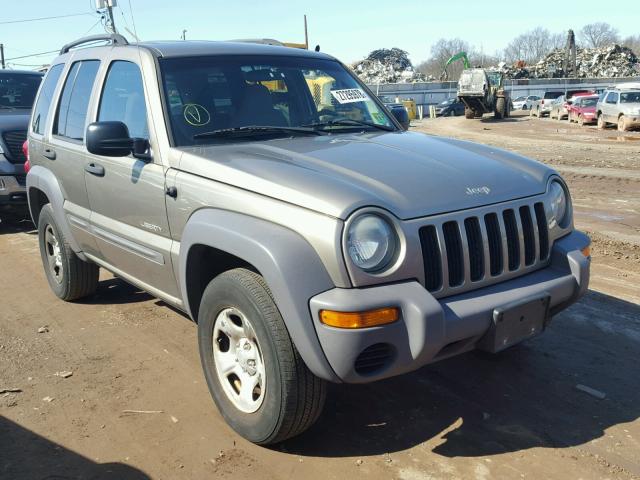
left=512, top=95, right=540, bottom=110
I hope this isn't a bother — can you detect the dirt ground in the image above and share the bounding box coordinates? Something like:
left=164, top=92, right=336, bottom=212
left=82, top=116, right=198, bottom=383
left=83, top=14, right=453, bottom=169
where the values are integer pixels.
left=1, top=112, right=639, bottom=480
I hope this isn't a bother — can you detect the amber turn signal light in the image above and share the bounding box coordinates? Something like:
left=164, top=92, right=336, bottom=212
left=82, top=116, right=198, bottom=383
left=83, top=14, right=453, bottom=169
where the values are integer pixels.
left=581, top=246, right=591, bottom=258
left=319, top=307, right=399, bottom=329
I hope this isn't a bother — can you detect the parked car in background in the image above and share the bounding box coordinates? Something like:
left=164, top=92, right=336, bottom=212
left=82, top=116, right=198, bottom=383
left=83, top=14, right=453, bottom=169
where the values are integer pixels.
left=0, top=69, right=43, bottom=215
left=434, top=97, right=465, bottom=116
left=596, top=86, right=640, bottom=131
left=549, top=95, right=569, bottom=120
left=512, top=95, right=539, bottom=110
left=530, top=91, right=563, bottom=117
left=378, top=95, right=410, bottom=129
left=568, top=95, right=599, bottom=126
left=27, top=34, right=590, bottom=445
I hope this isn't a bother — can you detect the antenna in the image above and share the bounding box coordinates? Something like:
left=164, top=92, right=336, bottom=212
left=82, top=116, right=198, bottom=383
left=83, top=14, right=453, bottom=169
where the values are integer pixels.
left=304, top=15, right=308, bottom=50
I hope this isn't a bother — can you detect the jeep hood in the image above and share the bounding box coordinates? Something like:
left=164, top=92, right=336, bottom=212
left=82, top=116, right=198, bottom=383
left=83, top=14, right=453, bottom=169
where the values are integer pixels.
left=177, top=131, right=554, bottom=220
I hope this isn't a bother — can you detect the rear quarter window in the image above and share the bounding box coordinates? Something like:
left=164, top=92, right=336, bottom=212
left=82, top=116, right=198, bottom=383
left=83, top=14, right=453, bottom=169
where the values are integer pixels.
left=31, top=64, right=64, bottom=135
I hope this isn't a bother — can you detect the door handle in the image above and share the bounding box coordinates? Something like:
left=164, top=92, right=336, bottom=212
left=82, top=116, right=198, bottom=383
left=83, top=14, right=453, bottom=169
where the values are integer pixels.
left=84, top=162, right=105, bottom=177
left=42, top=148, right=56, bottom=160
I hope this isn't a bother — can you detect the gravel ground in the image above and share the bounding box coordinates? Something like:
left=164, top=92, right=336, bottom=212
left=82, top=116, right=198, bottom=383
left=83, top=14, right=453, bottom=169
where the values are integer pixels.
left=1, top=112, right=638, bottom=479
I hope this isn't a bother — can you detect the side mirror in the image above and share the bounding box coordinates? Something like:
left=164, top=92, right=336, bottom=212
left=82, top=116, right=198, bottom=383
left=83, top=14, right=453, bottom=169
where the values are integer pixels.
left=86, top=121, right=150, bottom=161
left=391, top=107, right=410, bottom=130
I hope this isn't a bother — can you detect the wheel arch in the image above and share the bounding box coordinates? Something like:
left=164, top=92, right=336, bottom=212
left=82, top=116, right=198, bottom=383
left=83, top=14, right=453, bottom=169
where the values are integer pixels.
left=26, top=165, right=85, bottom=256
left=179, top=208, right=340, bottom=382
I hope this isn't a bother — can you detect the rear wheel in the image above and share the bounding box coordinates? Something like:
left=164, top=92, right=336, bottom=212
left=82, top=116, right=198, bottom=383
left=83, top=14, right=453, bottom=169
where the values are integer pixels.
left=197, top=268, right=326, bottom=445
left=464, top=107, right=475, bottom=119
left=37, top=204, right=99, bottom=301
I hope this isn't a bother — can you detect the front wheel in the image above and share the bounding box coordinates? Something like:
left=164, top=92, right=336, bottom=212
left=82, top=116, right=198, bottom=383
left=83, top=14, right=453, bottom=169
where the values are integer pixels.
left=578, top=115, right=585, bottom=127
left=197, top=268, right=326, bottom=444
left=464, top=107, right=475, bottom=119
left=618, top=115, right=629, bottom=132
left=597, top=114, right=606, bottom=130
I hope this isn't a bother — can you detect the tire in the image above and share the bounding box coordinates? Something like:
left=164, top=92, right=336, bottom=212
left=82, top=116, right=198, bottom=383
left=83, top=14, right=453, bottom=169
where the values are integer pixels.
left=578, top=115, right=584, bottom=127
left=197, top=268, right=326, bottom=445
left=495, top=97, right=505, bottom=119
left=597, top=114, right=606, bottom=130
left=464, top=107, right=475, bottom=119
left=522, top=104, right=528, bottom=110
left=618, top=115, right=628, bottom=132
left=37, top=204, right=99, bottom=301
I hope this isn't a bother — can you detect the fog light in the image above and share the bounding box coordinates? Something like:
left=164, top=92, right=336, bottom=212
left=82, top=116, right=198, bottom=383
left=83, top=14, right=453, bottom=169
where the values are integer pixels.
left=581, top=246, right=591, bottom=258
left=320, top=307, right=399, bottom=329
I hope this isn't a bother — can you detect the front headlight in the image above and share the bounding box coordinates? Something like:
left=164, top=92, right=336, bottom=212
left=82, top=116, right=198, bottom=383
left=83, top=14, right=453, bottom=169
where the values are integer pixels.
left=548, top=181, right=568, bottom=229
left=347, top=214, right=397, bottom=272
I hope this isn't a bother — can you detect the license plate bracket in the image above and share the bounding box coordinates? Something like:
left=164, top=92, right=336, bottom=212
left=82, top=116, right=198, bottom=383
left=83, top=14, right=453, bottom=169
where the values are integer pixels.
left=476, top=294, right=550, bottom=353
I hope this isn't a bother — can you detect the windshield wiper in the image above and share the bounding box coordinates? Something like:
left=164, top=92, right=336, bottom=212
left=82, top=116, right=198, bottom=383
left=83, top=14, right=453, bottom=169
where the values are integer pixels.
left=303, top=119, right=396, bottom=132
left=193, top=125, right=324, bottom=140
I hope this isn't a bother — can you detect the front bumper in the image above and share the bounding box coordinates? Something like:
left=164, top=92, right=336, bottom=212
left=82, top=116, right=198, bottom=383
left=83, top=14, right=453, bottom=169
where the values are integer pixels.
left=310, top=231, right=590, bottom=383
left=0, top=175, right=27, bottom=209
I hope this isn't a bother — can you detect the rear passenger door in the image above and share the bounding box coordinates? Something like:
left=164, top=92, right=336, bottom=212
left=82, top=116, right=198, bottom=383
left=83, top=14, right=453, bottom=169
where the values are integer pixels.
left=48, top=60, right=101, bottom=256
left=84, top=60, right=178, bottom=300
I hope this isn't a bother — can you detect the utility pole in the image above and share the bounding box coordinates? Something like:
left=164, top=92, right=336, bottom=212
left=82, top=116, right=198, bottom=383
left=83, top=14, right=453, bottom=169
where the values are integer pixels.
left=95, top=0, right=118, bottom=34
left=304, top=15, right=308, bottom=50
left=0, top=44, right=5, bottom=69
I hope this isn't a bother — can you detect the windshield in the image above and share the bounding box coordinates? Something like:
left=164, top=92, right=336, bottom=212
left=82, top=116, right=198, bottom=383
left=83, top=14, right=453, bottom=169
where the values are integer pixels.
left=620, top=92, right=640, bottom=103
left=439, top=98, right=454, bottom=106
left=513, top=96, right=526, bottom=102
left=159, top=55, right=395, bottom=146
left=0, top=72, right=42, bottom=109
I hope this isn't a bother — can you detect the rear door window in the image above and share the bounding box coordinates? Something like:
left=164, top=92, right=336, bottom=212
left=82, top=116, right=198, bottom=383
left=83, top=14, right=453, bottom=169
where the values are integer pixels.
left=31, top=64, right=64, bottom=135
left=98, top=61, right=149, bottom=139
left=606, top=92, right=619, bottom=104
left=54, top=60, right=100, bottom=141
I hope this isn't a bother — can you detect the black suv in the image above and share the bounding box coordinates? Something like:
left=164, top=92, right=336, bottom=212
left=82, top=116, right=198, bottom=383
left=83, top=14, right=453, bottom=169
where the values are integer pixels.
left=1, top=69, right=43, bottom=214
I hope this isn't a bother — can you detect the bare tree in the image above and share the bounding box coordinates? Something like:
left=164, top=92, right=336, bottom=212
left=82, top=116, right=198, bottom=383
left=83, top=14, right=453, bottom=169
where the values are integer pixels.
left=504, top=27, right=564, bottom=65
left=416, top=38, right=479, bottom=80
left=579, top=22, right=619, bottom=49
left=622, top=35, right=640, bottom=56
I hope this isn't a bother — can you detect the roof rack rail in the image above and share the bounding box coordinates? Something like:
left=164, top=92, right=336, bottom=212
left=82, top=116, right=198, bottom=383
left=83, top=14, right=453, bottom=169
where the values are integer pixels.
left=60, top=34, right=129, bottom=55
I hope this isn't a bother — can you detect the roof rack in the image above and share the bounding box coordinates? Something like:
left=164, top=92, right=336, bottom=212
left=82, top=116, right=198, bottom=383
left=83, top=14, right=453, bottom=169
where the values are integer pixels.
left=60, top=34, right=129, bottom=55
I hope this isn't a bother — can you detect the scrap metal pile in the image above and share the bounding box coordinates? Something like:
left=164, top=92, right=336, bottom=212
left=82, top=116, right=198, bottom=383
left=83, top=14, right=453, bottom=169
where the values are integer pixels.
left=352, top=48, right=426, bottom=84
left=500, top=44, right=639, bottom=79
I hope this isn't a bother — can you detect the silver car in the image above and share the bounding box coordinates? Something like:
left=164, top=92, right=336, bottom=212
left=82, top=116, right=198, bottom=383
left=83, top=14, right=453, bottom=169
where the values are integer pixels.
left=596, top=87, right=640, bottom=131
left=26, top=34, right=591, bottom=444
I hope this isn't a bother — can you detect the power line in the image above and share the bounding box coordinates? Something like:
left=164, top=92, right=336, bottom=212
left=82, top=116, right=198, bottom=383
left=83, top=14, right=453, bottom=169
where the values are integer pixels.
left=0, top=12, right=93, bottom=25
left=5, top=50, right=60, bottom=61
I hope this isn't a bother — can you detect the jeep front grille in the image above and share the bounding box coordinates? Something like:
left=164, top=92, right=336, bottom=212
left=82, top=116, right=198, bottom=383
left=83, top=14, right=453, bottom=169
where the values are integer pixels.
left=2, top=130, right=27, bottom=164
left=419, top=201, right=549, bottom=296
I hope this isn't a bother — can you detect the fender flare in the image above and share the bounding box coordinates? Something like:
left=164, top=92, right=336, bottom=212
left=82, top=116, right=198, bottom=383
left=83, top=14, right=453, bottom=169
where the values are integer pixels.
left=179, top=208, right=340, bottom=382
left=26, top=165, right=85, bottom=257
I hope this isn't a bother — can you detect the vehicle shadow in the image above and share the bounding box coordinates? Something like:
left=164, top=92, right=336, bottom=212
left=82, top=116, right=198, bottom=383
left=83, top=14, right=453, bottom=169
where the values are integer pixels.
left=80, top=277, right=155, bottom=306
left=0, top=416, right=150, bottom=479
left=0, top=213, right=35, bottom=235
left=284, top=290, right=640, bottom=462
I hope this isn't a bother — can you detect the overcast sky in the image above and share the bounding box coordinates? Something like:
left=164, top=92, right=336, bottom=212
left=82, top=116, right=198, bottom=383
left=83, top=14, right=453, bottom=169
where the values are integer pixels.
left=1, top=0, right=639, bottom=69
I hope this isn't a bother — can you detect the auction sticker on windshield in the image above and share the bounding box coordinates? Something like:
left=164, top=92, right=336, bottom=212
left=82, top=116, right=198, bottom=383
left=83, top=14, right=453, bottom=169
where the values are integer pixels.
left=331, top=88, right=369, bottom=104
